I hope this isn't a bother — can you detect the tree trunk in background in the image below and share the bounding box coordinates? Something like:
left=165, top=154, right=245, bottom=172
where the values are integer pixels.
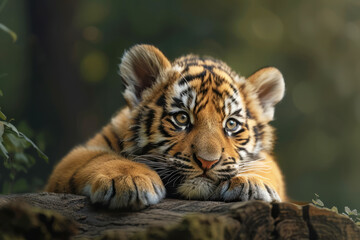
left=0, top=193, right=359, bottom=239
left=27, top=0, right=90, bottom=162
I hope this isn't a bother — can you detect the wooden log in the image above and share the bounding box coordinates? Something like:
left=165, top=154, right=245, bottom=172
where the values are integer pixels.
left=0, top=193, right=359, bottom=239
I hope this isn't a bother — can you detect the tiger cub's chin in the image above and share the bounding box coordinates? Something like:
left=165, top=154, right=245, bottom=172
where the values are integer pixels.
left=177, top=177, right=217, bottom=200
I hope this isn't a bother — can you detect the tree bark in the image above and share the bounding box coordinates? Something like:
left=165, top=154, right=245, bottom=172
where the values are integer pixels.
left=0, top=193, right=359, bottom=240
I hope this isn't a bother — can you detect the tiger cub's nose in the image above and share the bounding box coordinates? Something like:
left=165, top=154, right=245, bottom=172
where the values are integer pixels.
left=194, top=155, right=219, bottom=170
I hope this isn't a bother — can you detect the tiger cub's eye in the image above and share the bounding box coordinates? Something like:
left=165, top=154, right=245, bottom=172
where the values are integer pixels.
left=225, top=118, right=241, bottom=133
left=174, top=112, right=190, bottom=126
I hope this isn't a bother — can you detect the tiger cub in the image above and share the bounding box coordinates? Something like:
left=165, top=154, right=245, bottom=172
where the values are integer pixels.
left=46, top=44, right=286, bottom=209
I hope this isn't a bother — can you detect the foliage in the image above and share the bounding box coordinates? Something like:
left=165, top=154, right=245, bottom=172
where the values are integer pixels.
left=312, top=193, right=360, bottom=227
left=0, top=0, right=17, bottom=42
left=0, top=92, right=48, bottom=191
left=0, top=0, right=47, bottom=193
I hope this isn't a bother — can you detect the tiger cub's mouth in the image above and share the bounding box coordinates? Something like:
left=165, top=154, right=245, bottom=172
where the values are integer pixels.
left=194, top=170, right=217, bottom=181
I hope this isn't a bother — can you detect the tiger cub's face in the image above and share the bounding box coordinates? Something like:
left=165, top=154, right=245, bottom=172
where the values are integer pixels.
left=119, top=45, right=284, bottom=199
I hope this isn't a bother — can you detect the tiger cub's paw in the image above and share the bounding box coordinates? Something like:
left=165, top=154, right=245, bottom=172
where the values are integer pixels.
left=213, top=176, right=281, bottom=202
left=82, top=163, right=165, bottom=210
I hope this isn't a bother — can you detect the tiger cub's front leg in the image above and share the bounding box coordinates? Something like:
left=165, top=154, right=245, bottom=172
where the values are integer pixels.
left=213, top=156, right=285, bottom=202
left=215, top=176, right=280, bottom=202
left=45, top=147, right=165, bottom=210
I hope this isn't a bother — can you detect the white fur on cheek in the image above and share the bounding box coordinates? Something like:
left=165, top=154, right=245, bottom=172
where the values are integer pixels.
left=172, top=64, right=184, bottom=73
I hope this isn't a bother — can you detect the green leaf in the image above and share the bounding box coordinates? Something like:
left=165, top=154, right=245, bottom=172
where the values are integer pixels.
left=347, top=208, right=358, bottom=216
left=317, top=199, right=324, bottom=207
left=0, top=23, right=17, bottom=42
left=0, top=89, right=3, bottom=96
left=2, top=121, right=20, bottom=136
left=1, top=121, right=48, bottom=161
left=0, top=109, right=6, bottom=120
left=4, top=132, right=29, bottom=149
left=0, top=140, right=9, bottom=158
left=19, top=132, right=48, bottom=161
left=0, top=122, right=4, bottom=137
left=331, top=206, right=338, bottom=213
left=312, top=199, right=324, bottom=207
left=345, top=206, right=351, bottom=215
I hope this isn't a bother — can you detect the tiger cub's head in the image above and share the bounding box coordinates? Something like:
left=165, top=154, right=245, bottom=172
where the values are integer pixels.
left=118, top=44, right=285, bottom=199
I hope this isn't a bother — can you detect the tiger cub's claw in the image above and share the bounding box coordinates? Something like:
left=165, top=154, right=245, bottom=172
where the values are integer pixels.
left=213, top=176, right=281, bottom=202
left=82, top=164, right=166, bottom=210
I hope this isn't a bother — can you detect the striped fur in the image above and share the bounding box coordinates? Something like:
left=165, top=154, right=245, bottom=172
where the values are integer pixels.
left=46, top=44, right=286, bottom=209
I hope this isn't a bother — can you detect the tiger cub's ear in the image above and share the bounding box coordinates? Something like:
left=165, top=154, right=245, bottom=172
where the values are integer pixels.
left=247, top=67, right=285, bottom=121
left=119, top=44, right=171, bottom=108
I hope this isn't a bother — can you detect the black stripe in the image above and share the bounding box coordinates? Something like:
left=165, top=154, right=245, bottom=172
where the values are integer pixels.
left=158, top=123, right=171, bottom=138
left=110, top=128, right=123, bottom=152
left=194, top=98, right=209, bottom=114
left=163, top=142, right=177, bottom=155
left=229, top=83, right=238, bottom=95
left=174, top=152, right=191, bottom=162
left=248, top=180, right=254, bottom=199
left=156, top=94, right=166, bottom=107
left=187, top=93, right=194, bottom=108
left=246, top=110, right=253, bottom=119
left=159, top=111, right=172, bottom=138
left=221, top=161, right=236, bottom=166
left=214, top=102, right=223, bottom=115
left=253, top=126, right=262, bottom=143
left=237, top=137, right=250, bottom=145
left=265, top=185, right=273, bottom=196
left=223, top=89, right=231, bottom=98
left=232, top=109, right=242, bottom=116
left=233, top=128, right=245, bottom=136
left=109, top=178, right=116, bottom=202
left=213, top=75, right=224, bottom=87
left=192, top=153, right=203, bottom=169
left=212, top=88, right=222, bottom=97
left=217, top=168, right=236, bottom=173
left=203, top=64, right=214, bottom=71
left=218, top=173, right=237, bottom=180
left=102, top=133, right=114, bottom=151
left=178, top=71, right=206, bottom=86
left=173, top=162, right=194, bottom=169
left=140, top=140, right=170, bottom=155
left=130, top=110, right=144, bottom=141
left=180, top=87, right=192, bottom=97
left=165, top=118, right=182, bottom=131
left=132, top=178, right=139, bottom=205
left=170, top=97, right=185, bottom=109
left=145, top=109, right=155, bottom=136
left=152, top=182, right=161, bottom=196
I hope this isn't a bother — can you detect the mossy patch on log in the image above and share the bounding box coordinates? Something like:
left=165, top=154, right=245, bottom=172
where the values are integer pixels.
left=0, top=201, right=77, bottom=240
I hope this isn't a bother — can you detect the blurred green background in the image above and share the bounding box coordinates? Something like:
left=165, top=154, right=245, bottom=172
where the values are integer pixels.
left=1, top=0, right=359, bottom=208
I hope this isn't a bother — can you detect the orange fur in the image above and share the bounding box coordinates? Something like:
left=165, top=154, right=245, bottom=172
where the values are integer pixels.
left=46, top=44, right=287, bottom=209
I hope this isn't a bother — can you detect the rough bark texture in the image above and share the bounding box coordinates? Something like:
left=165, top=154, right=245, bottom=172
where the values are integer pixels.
left=0, top=193, right=359, bottom=240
